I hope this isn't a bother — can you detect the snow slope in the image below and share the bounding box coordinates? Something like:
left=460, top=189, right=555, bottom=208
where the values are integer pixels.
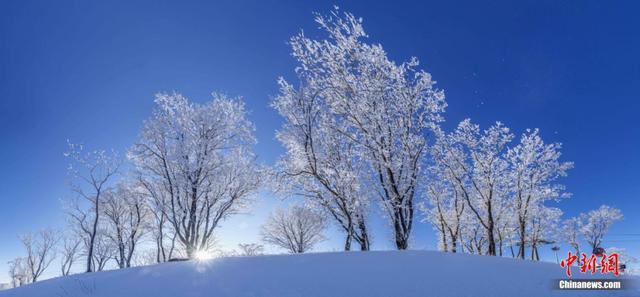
left=0, top=251, right=637, bottom=297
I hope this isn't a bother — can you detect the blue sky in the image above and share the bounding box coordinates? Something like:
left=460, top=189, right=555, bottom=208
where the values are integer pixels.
left=1, top=0, right=638, bottom=282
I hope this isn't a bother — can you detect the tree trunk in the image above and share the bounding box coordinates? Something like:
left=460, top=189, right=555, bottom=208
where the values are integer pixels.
left=486, top=222, right=496, bottom=256
left=359, top=239, right=369, bottom=251
left=393, top=218, right=409, bottom=250
left=186, top=244, right=195, bottom=259
left=517, top=220, right=526, bottom=259
left=344, top=233, right=352, bottom=251
left=356, top=216, right=370, bottom=251
left=118, top=241, right=126, bottom=269
left=86, top=196, right=100, bottom=273
left=392, top=203, right=411, bottom=250
left=440, top=222, right=448, bottom=252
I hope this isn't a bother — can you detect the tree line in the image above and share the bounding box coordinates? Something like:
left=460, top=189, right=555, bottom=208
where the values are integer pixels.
left=6, top=8, right=628, bottom=287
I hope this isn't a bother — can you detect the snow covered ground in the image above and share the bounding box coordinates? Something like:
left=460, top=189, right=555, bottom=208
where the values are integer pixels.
left=0, top=251, right=637, bottom=297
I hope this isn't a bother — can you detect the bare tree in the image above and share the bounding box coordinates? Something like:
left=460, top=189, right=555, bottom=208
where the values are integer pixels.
left=102, top=181, right=149, bottom=268
left=19, top=229, right=58, bottom=282
left=65, top=142, right=120, bottom=272
left=129, top=93, right=262, bottom=258
left=261, top=205, right=326, bottom=253
left=8, top=257, right=30, bottom=287
left=60, top=236, right=82, bottom=276
left=132, top=249, right=158, bottom=267
left=237, top=243, right=264, bottom=256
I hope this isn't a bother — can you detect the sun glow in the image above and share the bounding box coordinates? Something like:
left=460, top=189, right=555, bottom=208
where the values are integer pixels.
left=194, top=250, right=213, bottom=261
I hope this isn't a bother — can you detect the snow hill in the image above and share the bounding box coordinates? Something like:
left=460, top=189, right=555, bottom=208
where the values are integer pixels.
left=0, top=251, right=637, bottom=297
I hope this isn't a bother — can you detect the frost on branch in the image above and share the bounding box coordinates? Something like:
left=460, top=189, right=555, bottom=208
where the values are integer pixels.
left=507, top=128, right=573, bottom=259
left=426, top=120, right=572, bottom=257
left=579, top=205, right=623, bottom=251
left=276, top=8, right=446, bottom=250
left=129, top=92, right=262, bottom=258
left=64, top=142, right=121, bottom=272
left=102, top=181, right=150, bottom=268
left=273, top=80, right=371, bottom=251
left=18, top=229, right=58, bottom=283
left=261, top=204, right=326, bottom=253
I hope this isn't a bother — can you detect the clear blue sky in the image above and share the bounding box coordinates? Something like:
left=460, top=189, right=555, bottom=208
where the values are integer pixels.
left=1, top=0, right=638, bottom=282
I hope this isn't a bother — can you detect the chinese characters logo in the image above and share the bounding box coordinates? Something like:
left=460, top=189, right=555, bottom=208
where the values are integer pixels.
left=560, top=251, right=620, bottom=277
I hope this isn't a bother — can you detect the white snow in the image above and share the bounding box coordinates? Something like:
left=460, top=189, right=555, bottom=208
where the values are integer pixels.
left=0, top=251, right=637, bottom=297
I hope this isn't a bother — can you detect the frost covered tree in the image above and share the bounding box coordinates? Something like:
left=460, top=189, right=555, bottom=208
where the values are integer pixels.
left=430, top=120, right=512, bottom=255
left=279, top=9, right=446, bottom=250
left=493, top=203, right=516, bottom=257
left=102, top=181, right=149, bottom=268
left=129, top=93, right=262, bottom=258
left=261, top=205, right=326, bottom=253
left=579, top=205, right=623, bottom=251
left=8, top=257, right=30, bottom=287
left=60, top=236, right=81, bottom=276
left=19, top=229, right=58, bottom=282
left=459, top=210, right=487, bottom=255
left=562, top=217, right=582, bottom=255
left=527, top=206, right=562, bottom=261
left=428, top=121, right=573, bottom=257
left=273, top=82, right=371, bottom=251
left=506, top=129, right=572, bottom=259
left=420, top=166, right=465, bottom=253
left=237, top=243, right=264, bottom=256
left=138, top=175, right=178, bottom=262
left=90, top=232, right=115, bottom=271
left=605, top=247, right=637, bottom=271
left=132, top=249, right=159, bottom=267
left=64, top=142, right=120, bottom=272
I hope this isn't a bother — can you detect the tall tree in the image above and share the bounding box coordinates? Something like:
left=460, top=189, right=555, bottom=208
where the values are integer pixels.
left=431, top=120, right=512, bottom=255
left=507, top=129, right=572, bottom=259
left=129, top=93, right=262, bottom=258
left=65, top=142, right=120, bottom=272
left=273, top=82, right=371, bottom=251
left=281, top=9, right=446, bottom=249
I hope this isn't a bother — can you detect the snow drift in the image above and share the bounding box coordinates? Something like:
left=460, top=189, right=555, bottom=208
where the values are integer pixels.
left=1, top=251, right=637, bottom=297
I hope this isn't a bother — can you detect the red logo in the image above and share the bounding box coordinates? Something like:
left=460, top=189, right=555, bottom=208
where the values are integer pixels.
left=560, top=252, right=620, bottom=278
